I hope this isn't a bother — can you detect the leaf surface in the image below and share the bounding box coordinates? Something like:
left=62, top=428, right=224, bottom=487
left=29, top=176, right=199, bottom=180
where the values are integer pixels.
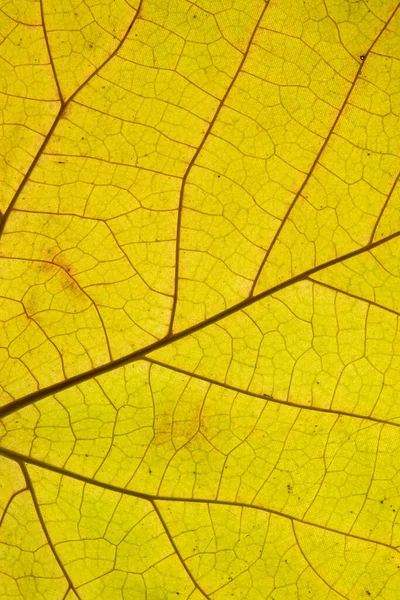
left=1, top=0, right=400, bottom=598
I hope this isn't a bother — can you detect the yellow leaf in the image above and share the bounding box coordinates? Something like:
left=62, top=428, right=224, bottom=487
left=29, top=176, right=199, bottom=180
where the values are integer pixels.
left=1, top=0, right=400, bottom=598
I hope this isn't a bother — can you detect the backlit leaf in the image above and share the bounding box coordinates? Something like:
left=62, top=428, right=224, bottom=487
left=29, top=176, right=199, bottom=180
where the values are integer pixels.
left=1, top=0, right=400, bottom=598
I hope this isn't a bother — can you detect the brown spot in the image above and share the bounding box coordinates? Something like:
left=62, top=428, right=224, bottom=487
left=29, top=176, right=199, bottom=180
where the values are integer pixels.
left=54, top=262, right=81, bottom=295
left=40, top=260, right=58, bottom=274
left=199, top=410, right=207, bottom=432
left=152, top=411, right=173, bottom=446
left=55, top=254, right=75, bottom=275
left=152, top=430, right=171, bottom=446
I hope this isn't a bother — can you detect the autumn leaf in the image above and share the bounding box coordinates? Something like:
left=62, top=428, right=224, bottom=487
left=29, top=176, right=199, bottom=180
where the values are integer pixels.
left=1, top=0, right=400, bottom=598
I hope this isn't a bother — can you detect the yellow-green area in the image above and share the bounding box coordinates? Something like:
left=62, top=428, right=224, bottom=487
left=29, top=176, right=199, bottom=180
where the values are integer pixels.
left=1, top=0, right=400, bottom=598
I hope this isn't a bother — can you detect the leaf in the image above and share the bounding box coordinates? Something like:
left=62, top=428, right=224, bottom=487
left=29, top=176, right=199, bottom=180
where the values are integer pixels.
left=0, top=0, right=400, bottom=598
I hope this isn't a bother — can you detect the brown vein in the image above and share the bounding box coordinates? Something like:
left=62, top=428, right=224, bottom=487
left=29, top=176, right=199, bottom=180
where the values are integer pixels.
left=0, top=0, right=144, bottom=239
left=308, top=276, right=400, bottom=317
left=19, top=461, right=82, bottom=600
left=39, top=0, right=63, bottom=102
left=0, top=447, right=397, bottom=553
left=250, top=3, right=400, bottom=296
left=144, top=357, right=400, bottom=428
left=0, top=488, right=27, bottom=528
left=168, top=1, right=270, bottom=334
left=0, top=228, right=399, bottom=419
left=370, top=171, right=400, bottom=243
left=152, top=500, right=211, bottom=599
left=292, top=521, right=349, bottom=600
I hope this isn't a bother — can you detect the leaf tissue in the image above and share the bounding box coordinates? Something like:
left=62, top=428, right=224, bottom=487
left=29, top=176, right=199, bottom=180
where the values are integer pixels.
left=1, top=0, right=400, bottom=598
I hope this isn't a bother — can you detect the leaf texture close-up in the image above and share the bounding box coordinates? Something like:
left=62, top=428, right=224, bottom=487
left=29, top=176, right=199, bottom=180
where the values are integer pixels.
left=1, top=0, right=400, bottom=598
